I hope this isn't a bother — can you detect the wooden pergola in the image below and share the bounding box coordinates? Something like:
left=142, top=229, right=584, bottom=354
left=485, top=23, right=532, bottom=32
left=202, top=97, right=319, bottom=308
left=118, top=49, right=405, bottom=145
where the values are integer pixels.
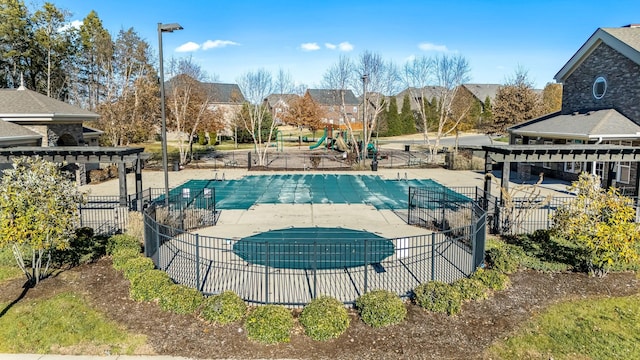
left=0, top=147, right=146, bottom=208
left=481, top=144, right=640, bottom=218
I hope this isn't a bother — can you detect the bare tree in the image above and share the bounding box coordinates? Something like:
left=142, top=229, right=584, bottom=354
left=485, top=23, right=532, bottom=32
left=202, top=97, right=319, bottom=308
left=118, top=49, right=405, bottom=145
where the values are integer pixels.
left=97, top=28, right=158, bottom=146
left=236, top=68, right=277, bottom=166
left=403, top=54, right=472, bottom=159
left=321, top=55, right=363, bottom=161
left=165, top=57, right=222, bottom=165
left=353, top=51, right=400, bottom=159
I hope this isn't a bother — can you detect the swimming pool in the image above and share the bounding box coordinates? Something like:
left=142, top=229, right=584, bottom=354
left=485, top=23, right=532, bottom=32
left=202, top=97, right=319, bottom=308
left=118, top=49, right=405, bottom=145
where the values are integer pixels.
left=165, top=174, right=470, bottom=210
left=232, top=227, right=395, bottom=269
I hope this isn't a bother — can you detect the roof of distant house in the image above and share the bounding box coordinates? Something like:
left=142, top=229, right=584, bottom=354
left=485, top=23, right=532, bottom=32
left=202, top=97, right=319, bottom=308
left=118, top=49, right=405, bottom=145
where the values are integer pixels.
left=202, top=82, right=246, bottom=103
left=509, top=109, right=640, bottom=140
left=307, top=89, right=359, bottom=106
left=264, top=93, right=299, bottom=107
left=555, top=25, right=640, bottom=81
left=461, top=84, right=501, bottom=103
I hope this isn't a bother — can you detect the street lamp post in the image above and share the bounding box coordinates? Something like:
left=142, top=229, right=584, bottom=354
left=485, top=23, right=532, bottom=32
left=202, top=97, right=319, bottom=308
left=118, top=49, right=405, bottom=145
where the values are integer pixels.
left=361, top=74, right=368, bottom=162
left=158, top=22, right=183, bottom=206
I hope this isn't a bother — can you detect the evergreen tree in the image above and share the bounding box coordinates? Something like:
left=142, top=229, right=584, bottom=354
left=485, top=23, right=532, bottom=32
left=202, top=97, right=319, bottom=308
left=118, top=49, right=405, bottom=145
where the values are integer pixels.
left=400, top=94, right=416, bottom=134
left=385, top=96, right=401, bottom=136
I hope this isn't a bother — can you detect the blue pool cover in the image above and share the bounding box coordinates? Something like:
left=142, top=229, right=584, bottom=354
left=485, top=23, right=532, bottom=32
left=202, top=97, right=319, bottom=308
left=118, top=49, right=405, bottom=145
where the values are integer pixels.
left=232, top=227, right=395, bottom=269
left=166, top=174, right=470, bottom=210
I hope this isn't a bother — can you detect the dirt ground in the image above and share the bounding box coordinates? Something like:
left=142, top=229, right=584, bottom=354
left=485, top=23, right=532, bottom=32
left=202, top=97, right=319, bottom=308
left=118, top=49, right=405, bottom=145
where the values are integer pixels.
left=1, top=258, right=638, bottom=360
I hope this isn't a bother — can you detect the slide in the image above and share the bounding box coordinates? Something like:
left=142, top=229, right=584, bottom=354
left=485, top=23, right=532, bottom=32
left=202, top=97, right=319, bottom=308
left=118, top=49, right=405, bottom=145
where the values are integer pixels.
left=309, top=129, right=328, bottom=150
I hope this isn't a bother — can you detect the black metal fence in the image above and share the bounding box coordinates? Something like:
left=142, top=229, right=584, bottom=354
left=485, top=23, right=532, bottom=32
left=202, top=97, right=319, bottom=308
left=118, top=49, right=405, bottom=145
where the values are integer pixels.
left=144, top=216, right=483, bottom=307
left=80, top=196, right=129, bottom=235
left=204, top=150, right=443, bottom=171
left=143, top=184, right=486, bottom=307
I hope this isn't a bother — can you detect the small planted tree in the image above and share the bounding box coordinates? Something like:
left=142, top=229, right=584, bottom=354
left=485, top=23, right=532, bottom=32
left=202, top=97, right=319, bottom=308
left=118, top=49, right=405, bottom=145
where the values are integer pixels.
left=0, top=157, right=84, bottom=285
left=551, top=173, right=640, bottom=276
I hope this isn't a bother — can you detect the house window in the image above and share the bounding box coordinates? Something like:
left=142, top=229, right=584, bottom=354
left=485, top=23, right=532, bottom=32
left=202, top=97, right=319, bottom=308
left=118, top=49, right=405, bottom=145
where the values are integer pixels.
left=353, top=106, right=358, bottom=113
left=617, top=162, right=631, bottom=184
left=593, top=76, right=607, bottom=99
left=564, top=162, right=584, bottom=174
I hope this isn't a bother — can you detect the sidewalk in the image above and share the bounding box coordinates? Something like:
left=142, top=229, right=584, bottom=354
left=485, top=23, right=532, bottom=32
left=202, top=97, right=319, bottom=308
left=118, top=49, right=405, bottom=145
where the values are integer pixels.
left=0, top=356, right=197, bottom=360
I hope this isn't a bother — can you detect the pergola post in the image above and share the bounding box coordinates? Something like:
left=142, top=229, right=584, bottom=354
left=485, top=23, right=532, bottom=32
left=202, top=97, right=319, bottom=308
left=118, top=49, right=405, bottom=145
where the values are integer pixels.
left=135, top=156, right=143, bottom=211
left=483, top=151, right=492, bottom=209
left=118, top=162, right=128, bottom=207
left=500, top=161, right=511, bottom=205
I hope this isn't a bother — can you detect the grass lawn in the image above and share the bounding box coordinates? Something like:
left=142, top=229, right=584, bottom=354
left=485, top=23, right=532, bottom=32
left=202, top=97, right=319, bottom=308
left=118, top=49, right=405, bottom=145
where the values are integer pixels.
left=0, top=292, right=146, bottom=354
left=486, top=294, right=640, bottom=359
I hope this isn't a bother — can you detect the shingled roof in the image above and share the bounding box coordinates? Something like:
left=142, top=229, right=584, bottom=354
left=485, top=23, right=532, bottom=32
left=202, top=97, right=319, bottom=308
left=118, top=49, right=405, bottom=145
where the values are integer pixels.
left=509, top=109, right=640, bottom=140
left=307, top=89, right=359, bottom=106
left=202, top=83, right=245, bottom=103
left=555, top=25, right=640, bottom=81
left=461, top=84, right=501, bottom=103
left=0, top=119, right=41, bottom=140
left=0, top=87, right=99, bottom=121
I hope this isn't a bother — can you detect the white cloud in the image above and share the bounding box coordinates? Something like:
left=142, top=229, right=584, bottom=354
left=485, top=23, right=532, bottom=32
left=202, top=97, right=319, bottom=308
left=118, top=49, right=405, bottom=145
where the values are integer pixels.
left=202, top=40, right=240, bottom=50
left=59, top=20, right=82, bottom=32
left=338, top=42, right=353, bottom=51
left=301, top=42, right=321, bottom=51
left=418, top=42, right=449, bottom=52
left=325, top=43, right=336, bottom=50
left=176, top=42, right=201, bottom=52
left=405, top=55, right=416, bottom=62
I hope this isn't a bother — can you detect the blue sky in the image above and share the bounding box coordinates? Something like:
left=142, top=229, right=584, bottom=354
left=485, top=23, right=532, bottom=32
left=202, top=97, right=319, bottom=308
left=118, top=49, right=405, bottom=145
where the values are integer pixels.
left=50, top=0, right=640, bottom=89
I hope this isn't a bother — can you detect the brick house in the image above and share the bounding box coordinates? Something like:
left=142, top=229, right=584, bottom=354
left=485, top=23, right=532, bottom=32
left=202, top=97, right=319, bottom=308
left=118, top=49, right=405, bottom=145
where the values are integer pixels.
left=508, top=25, right=640, bottom=191
left=201, top=82, right=245, bottom=137
left=264, top=93, right=299, bottom=125
left=306, top=89, right=359, bottom=128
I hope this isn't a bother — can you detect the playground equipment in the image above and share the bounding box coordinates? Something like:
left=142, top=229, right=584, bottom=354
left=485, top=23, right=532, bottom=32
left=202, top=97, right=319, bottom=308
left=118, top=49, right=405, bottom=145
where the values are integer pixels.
left=309, top=128, right=327, bottom=150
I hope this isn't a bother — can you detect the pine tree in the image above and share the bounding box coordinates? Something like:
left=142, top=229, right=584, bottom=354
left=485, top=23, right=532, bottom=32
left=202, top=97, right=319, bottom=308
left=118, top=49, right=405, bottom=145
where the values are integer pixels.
left=400, top=94, right=416, bottom=134
left=385, top=96, right=401, bottom=136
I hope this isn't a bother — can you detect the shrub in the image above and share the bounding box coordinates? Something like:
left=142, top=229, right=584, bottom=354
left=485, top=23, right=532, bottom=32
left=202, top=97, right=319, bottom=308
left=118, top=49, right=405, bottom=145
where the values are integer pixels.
left=111, top=247, right=142, bottom=272
left=121, top=256, right=155, bottom=280
left=159, top=284, right=204, bottom=314
left=106, top=234, right=140, bottom=256
left=355, top=290, right=406, bottom=328
left=125, top=211, right=145, bottom=243
left=453, top=277, right=488, bottom=301
left=200, top=291, right=247, bottom=325
left=129, top=269, right=173, bottom=302
left=551, top=173, right=640, bottom=276
left=413, top=281, right=462, bottom=315
left=485, top=244, right=522, bottom=274
left=244, top=305, right=294, bottom=344
left=300, top=296, right=350, bottom=341
left=471, top=268, right=510, bottom=291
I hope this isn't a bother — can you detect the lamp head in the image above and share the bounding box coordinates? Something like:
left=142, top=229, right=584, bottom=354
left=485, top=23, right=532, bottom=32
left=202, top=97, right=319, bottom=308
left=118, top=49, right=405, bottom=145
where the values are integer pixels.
left=159, top=23, right=184, bottom=32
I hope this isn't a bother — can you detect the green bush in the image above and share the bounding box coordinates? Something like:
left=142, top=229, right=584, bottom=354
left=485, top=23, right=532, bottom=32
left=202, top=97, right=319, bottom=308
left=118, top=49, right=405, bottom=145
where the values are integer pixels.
left=244, top=305, right=294, bottom=344
left=200, top=291, right=247, bottom=325
left=355, top=290, right=406, bottom=328
left=129, top=269, right=173, bottom=302
left=300, top=296, right=350, bottom=341
left=471, top=268, right=510, bottom=291
left=106, top=234, right=140, bottom=256
left=453, top=277, right=488, bottom=301
left=111, top=247, right=142, bottom=271
left=486, top=244, right=522, bottom=274
left=159, top=284, right=204, bottom=314
left=121, top=256, right=155, bottom=280
left=413, top=281, right=462, bottom=315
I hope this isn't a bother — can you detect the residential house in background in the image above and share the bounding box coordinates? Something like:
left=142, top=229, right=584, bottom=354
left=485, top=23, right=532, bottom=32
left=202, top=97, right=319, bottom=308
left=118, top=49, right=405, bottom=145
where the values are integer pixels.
left=508, top=24, right=640, bottom=190
left=395, top=86, right=444, bottom=113
left=202, top=82, right=245, bottom=137
left=307, top=89, right=360, bottom=129
left=459, top=84, right=500, bottom=111
left=264, top=93, right=299, bottom=125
